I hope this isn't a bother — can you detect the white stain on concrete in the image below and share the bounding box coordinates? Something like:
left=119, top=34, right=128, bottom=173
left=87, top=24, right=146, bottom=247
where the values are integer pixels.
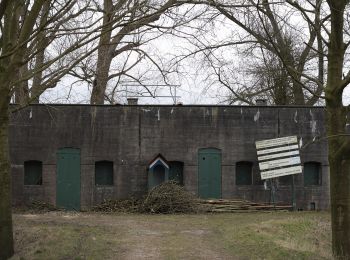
left=157, top=109, right=160, bottom=121
left=309, top=110, right=317, bottom=135
left=299, top=137, right=303, bottom=148
left=29, top=109, right=32, bottom=119
left=310, top=121, right=317, bottom=135
left=11, top=165, right=23, bottom=169
left=141, top=109, right=151, bottom=112
left=254, top=109, right=260, bottom=122
left=294, top=110, right=298, bottom=123
left=212, top=107, right=218, bottom=119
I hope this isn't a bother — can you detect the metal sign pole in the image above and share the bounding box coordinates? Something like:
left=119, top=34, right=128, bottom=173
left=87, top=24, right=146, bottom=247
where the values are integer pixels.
left=269, top=179, right=272, bottom=204
left=292, top=175, right=296, bottom=211
left=256, top=136, right=302, bottom=211
left=272, top=178, right=276, bottom=209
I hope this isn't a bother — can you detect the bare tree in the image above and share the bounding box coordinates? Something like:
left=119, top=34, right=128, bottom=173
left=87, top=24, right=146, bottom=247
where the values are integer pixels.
left=248, top=48, right=293, bottom=105
left=82, top=0, right=187, bottom=105
left=0, top=0, right=111, bottom=258
left=10, top=0, right=96, bottom=104
left=177, top=0, right=325, bottom=105
left=322, top=1, right=350, bottom=257
left=222, top=26, right=323, bottom=105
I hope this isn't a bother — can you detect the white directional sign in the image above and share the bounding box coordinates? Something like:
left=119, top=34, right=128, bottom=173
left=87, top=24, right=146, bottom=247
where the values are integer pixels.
left=256, top=136, right=302, bottom=180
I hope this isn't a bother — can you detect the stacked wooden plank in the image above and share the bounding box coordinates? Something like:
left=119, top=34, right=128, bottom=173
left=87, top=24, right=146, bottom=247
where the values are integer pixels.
left=198, top=199, right=292, bottom=213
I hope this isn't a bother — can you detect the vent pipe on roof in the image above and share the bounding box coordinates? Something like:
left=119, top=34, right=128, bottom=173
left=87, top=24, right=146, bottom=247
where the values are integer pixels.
left=256, top=99, right=267, bottom=106
left=127, top=98, right=138, bottom=105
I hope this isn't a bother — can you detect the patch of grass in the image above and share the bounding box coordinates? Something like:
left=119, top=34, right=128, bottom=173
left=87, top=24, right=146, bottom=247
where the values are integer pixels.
left=10, top=211, right=332, bottom=259
left=11, top=215, right=125, bottom=259
left=204, top=212, right=332, bottom=260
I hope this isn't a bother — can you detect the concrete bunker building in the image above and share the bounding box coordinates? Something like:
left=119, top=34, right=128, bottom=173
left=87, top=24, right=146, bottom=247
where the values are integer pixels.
left=10, top=103, right=330, bottom=210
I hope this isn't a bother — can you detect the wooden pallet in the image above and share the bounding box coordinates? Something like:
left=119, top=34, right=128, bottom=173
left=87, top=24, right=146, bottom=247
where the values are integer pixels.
left=198, top=199, right=292, bottom=213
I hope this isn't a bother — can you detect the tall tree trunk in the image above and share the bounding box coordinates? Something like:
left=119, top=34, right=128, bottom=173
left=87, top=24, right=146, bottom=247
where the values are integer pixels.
left=30, top=0, right=50, bottom=103
left=90, top=50, right=113, bottom=105
left=326, top=0, right=350, bottom=257
left=329, top=142, right=350, bottom=257
left=14, top=65, right=29, bottom=105
left=327, top=103, right=350, bottom=257
left=14, top=83, right=29, bottom=104
left=0, top=87, right=13, bottom=259
left=90, top=0, right=113, bottom=105
left=291, top=79, right=306, bottom=105
left=0, top=3, right=15, bottom=257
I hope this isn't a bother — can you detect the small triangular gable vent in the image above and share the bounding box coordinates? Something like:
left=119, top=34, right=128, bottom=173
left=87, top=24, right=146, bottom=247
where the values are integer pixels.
left=149, top=154, right=169, bottom=170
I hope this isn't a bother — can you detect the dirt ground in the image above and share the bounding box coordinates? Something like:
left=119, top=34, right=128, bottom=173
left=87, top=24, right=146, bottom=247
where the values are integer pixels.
left=10, top=211, right=332, bottom=260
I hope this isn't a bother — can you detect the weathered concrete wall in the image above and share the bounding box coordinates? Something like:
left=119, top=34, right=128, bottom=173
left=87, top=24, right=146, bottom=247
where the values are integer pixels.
left=9, top=105, right=329, bottom=210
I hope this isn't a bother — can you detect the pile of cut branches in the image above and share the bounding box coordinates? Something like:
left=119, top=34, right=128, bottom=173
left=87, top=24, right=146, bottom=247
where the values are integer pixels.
left=13, top=201, right=58, bottom=213
left=92, top=198, right=141, bottom=213
left=30, top=201, right=57, bottom=212
left=91, top=184, right=292, bottom=214
left=139, top=181, right=199, bottom=214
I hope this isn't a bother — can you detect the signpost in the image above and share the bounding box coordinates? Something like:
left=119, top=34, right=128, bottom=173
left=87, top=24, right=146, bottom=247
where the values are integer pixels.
left=255, top=136, right=302, bottom=210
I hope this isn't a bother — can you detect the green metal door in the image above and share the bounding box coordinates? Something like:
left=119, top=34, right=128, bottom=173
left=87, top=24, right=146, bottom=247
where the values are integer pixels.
left=198, top=148, right=221, bottom=199
left=57, top=148, right=81, bottom=210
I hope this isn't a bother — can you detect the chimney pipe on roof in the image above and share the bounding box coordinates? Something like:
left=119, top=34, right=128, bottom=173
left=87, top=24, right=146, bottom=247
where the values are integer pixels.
left=256, top=99, right=267, bottom=106
left=127, top=98, right=138, bottom=105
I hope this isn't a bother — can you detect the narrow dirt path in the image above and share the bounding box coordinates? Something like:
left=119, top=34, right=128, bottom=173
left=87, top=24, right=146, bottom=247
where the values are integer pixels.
left=12, top=212, right=237, bottom=259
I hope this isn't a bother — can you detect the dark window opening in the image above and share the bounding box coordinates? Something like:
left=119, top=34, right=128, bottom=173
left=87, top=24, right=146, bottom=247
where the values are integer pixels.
left=24, top=161, right=43, bottom=185
left=236, top=161, right=253, bottom=185
left=95, top=161, right=114, bottom=186
left=304, top=162, right=321, bottom=186
left=310, top=202, right=316, bottom=211
left=169, top=161, right=184, bottom=185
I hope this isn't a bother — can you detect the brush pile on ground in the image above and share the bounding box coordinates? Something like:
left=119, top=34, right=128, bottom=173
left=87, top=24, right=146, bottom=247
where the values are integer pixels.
left=93, top=181, right=199, bottom=214
left=139, top=181, right=199, bottom=214
left=14, top=184, right=293, bottom=214
left=13, top=201, right=58, bottom=213
left=92, top=198, right=141, bottom=213
left=92, top=182, right=292, bottom=214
